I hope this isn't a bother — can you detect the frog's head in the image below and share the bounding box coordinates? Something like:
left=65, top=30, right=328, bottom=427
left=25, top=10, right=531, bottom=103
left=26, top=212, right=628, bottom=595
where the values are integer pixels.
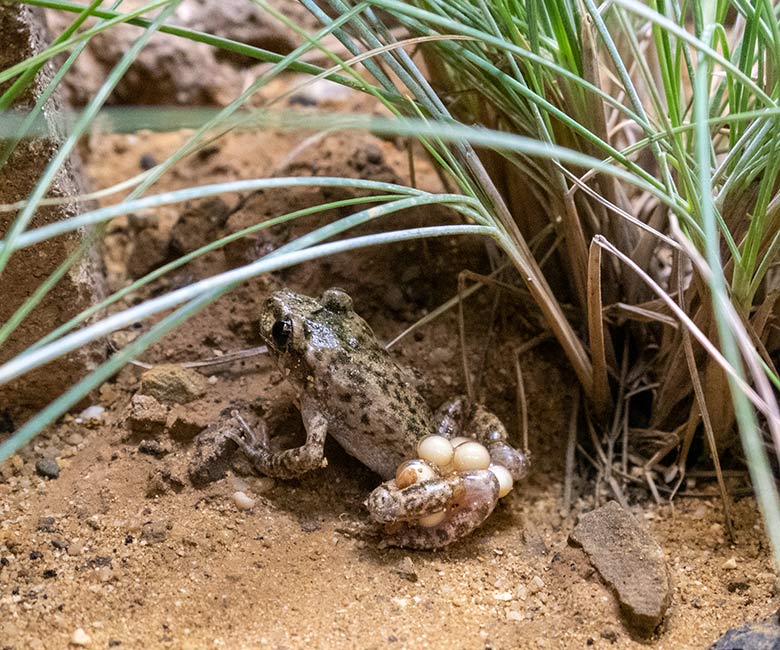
left=259, top=288, right=370, bottom=379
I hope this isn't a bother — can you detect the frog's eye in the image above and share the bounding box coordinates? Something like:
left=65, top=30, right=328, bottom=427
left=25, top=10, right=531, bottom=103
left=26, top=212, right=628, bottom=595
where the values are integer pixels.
left=321, top=288, right=353, bottom=312
left=271, top=318, right=293, bottom=350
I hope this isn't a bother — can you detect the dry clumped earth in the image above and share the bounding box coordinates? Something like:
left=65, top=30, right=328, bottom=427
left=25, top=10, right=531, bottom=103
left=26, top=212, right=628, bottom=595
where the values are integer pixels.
left=2, top=8, right=780, bottom=649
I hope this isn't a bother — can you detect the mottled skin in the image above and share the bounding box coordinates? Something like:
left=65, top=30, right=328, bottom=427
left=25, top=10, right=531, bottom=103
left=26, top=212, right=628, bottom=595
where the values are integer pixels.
left=228, top=288, right=528, bottom=549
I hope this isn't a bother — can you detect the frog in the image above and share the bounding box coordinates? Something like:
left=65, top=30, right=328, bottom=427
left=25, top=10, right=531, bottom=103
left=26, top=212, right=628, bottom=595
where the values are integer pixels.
left=227, top=287, right=529, bottom=549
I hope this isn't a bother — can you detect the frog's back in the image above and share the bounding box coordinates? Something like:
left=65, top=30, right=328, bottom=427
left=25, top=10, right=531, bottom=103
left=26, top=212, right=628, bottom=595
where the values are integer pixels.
left=310, top=324, right=434, bottom=479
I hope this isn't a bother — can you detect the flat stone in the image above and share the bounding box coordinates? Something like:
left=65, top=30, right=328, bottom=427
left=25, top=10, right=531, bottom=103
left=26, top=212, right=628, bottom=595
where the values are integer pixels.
left=711, top=614, right=780, bottom=650
left=140, top=364, right=207, bottom=405
left=569, top=501, right=670, bottom=636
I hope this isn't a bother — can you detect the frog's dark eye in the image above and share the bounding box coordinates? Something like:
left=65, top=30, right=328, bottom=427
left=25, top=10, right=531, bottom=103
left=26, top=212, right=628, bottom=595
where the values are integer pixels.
left=271, top=318, right=293, bottom=349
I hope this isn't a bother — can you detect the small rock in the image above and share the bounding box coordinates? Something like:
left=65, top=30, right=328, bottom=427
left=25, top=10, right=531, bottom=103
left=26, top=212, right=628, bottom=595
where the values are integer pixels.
left=710, top=614, right=780, bottom=649
left=493, top=591, right=514, bottom=601
left=299, top=516, right=321, bottom=533
left=67, top=540, right=84, bottom=556
left=125, top=394, right=168, bottom=437
left=35, top=458, right=60, bottom=479
left=141, top=520, right=170, bottom=544
left=66, top=433, right=84, bottom=446
left=601, top=629, right=619, bottom=644
left=232, top=491, right=255, bottom=511
left=140, top=364, right=207, bottom=405
left=37, top=516, right=57, bottom=533
left=138, top=439, right=171, bottom=457
left=727, top=580, right=749, bottom=593
left=78, top=405, right=105, bottom=427
left=71, top=628, right=91, bottom=646
left=528, top=575, right=545, bottom=594
left=569, top=501, right=670, bottom=636
left=392, top=556, right=418, bottom=583
left=722, top=557, right=738, bottom=570
left=79, top=405, right=105, bottom=419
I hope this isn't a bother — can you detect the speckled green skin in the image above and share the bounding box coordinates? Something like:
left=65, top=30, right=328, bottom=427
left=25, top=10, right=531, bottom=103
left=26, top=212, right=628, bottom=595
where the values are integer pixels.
left=229, top=288, right=528, bottom=549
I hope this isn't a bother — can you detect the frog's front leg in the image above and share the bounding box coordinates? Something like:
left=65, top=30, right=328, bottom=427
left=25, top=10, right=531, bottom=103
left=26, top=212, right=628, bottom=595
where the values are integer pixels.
left=366, top=470, right=499, bottom=549
left=226, top=395, right=328, bottom=479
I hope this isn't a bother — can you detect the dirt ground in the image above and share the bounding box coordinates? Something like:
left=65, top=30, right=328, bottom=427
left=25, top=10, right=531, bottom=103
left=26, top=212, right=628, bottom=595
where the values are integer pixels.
left=2, top=15, right=779, bottom=648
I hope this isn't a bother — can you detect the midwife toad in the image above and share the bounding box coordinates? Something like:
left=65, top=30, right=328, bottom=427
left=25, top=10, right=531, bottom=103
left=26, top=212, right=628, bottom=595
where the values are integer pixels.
left=228, top=288, right=529, bottom=548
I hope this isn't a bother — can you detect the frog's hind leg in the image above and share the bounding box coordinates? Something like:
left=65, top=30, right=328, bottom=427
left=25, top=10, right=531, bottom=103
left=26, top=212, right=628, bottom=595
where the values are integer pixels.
left=434, top=397, right=529, bottom=482
left=226, top=395, right=328, bottom=480
left=368, top=470, right=500, bottom=549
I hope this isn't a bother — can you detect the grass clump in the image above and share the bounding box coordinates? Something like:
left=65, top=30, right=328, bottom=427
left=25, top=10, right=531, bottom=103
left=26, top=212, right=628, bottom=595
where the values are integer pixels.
left=0, top=0, right=779, bottom=567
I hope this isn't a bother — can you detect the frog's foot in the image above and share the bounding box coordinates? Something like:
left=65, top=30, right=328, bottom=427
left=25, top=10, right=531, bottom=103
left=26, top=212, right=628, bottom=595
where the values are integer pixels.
left=365, top=470, right=499, bottom=549
left=225, top=396, right=329, bottom=480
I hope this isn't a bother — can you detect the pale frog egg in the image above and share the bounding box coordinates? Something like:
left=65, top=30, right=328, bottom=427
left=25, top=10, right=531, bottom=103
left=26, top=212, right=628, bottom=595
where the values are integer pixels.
left=417, top=435, right=454, bottom=468
left=395, top=458, right=440, bottom=489
left=452, top=441, right=491, bottom=471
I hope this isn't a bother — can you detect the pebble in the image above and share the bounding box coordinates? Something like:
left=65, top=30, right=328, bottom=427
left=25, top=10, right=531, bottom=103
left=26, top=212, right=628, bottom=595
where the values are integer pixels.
left=35, top=458, right=60, bottom=479
left=570, top=500, right=671, bottom=636
left=528, top=575, right=545, bottom=593
left=37, top=516, right=57, bottom=533
left=70, top=628, right=91, bottom=646
left=392, top=556, right=418, bottom=583
left=140, top=364, right=207, bottom=405
left=141, top=521, right=170, bottom=544
left=232, top=491, right=255, bottom=511
left=722, top=557, right=738, bottom=570
left=66, top=433, right=84, bottom=446
left=78, top=405, right=105, bottom=423
left=67, top=540, right=84, bottom=556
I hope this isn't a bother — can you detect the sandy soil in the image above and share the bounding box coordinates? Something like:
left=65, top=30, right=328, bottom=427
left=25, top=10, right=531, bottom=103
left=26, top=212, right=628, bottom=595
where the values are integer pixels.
left=1, top=32, right=778, bottom=650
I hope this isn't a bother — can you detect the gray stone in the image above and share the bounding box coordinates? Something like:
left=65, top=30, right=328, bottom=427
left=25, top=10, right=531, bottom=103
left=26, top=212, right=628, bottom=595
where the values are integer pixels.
left=35, top=458, right=60, bottom=479
left=569, top=501, right=671, bottom=636
left=0, top=5, right=105, bottom=419
left=711, top=615, right=780, bottom=650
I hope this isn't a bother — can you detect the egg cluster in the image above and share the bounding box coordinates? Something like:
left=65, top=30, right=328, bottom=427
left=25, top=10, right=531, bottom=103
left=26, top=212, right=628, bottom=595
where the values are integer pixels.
left=395, top=434, right=515, bottom=528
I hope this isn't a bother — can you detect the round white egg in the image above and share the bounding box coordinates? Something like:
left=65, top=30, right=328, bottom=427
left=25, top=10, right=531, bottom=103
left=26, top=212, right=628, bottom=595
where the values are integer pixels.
left=395, top=459, right=439, bottom=489
left=489, top=464, right=514, bottom=498
left=417, top=435, right=454, bottom=468
left=452, top=441, right=491, bottom=471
